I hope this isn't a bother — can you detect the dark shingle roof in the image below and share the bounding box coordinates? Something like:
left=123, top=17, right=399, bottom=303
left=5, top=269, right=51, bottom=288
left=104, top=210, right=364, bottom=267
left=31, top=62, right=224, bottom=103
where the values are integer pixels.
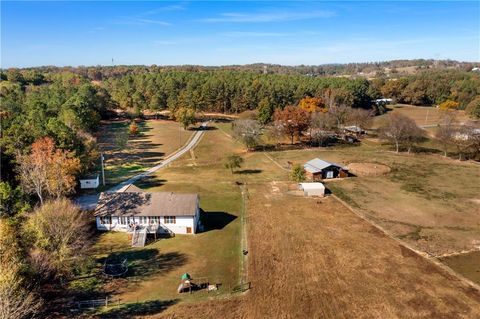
left=95, top=191, right=198, bottom=217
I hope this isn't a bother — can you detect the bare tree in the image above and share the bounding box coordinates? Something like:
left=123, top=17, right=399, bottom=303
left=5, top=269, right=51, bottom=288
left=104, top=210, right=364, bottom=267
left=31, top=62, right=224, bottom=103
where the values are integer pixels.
left=380, top=113, right=423, bottom=153
left=0, top=266, right=41, bottom=319
left=0, top=221, right=41, bottom=319
left=232, top=119, right=262, bottom=150
left=265, top=122, right=285, bottom=148
left=25, top=199, right=90, bottom=280
left=310, top=112, right=335, bottom=146
left=346, top=108, right=374, bottom=134
left=452, top=123, right=480, bottom=160
left=328, top=104, right=351, bottom=129
left=435, top=112, right=457, bottom=157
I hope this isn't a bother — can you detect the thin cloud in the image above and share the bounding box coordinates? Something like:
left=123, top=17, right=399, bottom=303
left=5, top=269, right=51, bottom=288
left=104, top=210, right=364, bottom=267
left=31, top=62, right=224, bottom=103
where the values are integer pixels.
left=111, top=3, right=184, bottom=27
left=221, top=31, right=292, bottom=37
left=113, top=18, right=172, bottom=26
left=199, top=10, right=335, bottom=23
left=141, top=4, right=186, bottom=16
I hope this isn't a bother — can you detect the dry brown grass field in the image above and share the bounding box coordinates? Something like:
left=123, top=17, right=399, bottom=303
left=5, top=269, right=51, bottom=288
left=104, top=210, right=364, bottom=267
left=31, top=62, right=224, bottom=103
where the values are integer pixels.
left=156, top=181, right=480, bottom=318
left=372, top=104, right=470, bottom=128
left=267, top=144, right=480, bottom=257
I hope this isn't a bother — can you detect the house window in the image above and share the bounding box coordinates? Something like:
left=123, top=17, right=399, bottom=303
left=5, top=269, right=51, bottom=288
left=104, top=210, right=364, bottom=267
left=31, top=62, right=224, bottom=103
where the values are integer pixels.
left=140, top=216, right=148, bottom=224
left=120, top=217, right=126, bottom=225
left=164, top=216, right=176, bottom=224
left=150, top=216, right=160, bottom=224
left=99, top=216, right=111, bottom=224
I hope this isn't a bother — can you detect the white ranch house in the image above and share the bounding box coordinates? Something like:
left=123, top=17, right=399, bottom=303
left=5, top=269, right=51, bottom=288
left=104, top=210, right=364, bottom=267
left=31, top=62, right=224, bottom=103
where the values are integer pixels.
left=94, top=185, right=200, bottom=236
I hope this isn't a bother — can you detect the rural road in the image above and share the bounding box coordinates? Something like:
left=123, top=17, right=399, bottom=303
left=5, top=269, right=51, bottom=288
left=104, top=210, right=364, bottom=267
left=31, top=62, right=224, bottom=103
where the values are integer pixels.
left=74, top=122, right=208, bottom=210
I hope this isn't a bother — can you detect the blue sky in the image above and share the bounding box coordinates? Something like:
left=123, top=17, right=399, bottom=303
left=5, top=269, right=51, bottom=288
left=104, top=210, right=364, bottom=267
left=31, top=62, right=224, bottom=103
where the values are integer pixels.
left=1, top=1, right=479, bottom=67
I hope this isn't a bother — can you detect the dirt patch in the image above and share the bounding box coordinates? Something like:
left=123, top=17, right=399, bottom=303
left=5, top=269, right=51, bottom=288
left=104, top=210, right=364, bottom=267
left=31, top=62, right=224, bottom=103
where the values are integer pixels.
left=347, top=162, right=391, bottom=176
left=441, top=251, right=480, bottom=285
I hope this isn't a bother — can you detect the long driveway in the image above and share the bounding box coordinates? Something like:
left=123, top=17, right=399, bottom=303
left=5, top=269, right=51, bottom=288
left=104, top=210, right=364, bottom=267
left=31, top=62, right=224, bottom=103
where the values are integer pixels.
left=75, top=122, right=207, bottom=210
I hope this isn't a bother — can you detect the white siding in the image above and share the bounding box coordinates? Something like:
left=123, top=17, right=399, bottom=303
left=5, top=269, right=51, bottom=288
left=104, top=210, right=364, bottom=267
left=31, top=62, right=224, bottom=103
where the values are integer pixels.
left=96, top=214, right=198, bottom=234
left=80, top=176, right=99, bottom=189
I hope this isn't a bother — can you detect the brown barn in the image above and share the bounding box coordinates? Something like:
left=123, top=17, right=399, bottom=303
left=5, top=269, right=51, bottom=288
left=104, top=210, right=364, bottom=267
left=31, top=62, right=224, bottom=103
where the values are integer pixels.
left=304, top=158, right=348, bottom=181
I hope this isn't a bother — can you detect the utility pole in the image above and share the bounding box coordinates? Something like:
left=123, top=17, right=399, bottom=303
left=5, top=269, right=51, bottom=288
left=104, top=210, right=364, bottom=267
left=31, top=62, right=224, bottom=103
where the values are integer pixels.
left=101, top=153, right=106, bottom=186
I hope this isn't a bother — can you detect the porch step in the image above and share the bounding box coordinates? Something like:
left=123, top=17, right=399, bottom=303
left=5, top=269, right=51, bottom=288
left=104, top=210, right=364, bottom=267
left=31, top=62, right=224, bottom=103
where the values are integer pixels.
left=132, top=228, right=147, bottom=247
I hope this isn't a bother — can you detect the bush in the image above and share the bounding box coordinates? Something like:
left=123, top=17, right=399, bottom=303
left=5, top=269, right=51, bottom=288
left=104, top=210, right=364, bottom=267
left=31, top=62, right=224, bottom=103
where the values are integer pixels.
left=291, top=164, right=305, bottom=182
left=129, top=121, right=139, bottom=135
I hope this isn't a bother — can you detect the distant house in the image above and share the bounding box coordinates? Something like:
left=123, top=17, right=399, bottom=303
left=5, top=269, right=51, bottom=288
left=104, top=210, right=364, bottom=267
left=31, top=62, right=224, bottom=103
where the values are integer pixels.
left=94, top=185, right=200, bottom=235
left=79, top=175, right=100, bottom=189
left=472, top=67, right=480, bottom=72
left=298, top=182, right=325, bottom=197
left=304, top=158, right=349, bottom=181
left=453, top=128, right=480, bottom=141
left=342, top=125, right=366, bottom=135
left=374, top=98, right=392, bottom=105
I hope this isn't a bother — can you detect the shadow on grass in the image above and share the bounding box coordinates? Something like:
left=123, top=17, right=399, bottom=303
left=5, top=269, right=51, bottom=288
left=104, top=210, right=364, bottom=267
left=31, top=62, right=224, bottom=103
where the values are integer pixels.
left=98, top=299, right=178, bottom=318
left=199, top=210, right=237, bottom=232
left=135, top=176, right=167, bottom=188
left=235, top=169, right=263, bottom=174
left=97, top=248, right=187, bottom=278
left=190, top=126, right=218, bottom=131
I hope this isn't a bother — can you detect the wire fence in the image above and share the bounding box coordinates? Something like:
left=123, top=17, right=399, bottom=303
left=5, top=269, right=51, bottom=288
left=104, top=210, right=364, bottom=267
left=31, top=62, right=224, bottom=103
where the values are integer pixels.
left=71, top=297, right=121, bottom=310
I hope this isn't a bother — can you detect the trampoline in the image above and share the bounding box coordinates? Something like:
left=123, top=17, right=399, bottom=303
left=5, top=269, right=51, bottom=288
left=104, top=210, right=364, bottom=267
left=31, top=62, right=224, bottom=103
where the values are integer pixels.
left=103, top=255, right=128, bottom=278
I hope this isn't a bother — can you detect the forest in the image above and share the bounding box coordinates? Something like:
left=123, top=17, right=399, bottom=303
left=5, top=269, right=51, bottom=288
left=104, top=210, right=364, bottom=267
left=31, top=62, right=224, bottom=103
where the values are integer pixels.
left=1, top=65, right=479, bottom=186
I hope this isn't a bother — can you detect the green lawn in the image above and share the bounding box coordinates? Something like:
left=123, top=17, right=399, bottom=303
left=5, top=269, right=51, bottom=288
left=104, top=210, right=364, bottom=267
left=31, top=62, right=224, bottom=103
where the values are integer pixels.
left=96, top=119, right=193, bottom=186
left=85, top=181, right=242, bottom=303
left=79, top=124, right=244, bottom=308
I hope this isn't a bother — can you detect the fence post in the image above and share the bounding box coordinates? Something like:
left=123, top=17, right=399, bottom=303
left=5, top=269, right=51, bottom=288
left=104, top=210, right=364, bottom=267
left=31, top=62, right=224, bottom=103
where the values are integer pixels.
left=105, top=296, right=108, bottom=308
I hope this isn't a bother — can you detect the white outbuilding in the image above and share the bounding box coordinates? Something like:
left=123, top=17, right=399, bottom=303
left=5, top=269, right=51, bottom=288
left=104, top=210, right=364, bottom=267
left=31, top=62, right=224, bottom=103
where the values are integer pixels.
left=298, top=182, right=325, bottom=197
left=79, top=175, right=100, bottom=189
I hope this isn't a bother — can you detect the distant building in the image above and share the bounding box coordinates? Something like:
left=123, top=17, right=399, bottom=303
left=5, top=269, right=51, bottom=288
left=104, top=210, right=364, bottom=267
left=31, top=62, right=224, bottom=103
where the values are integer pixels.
left=79, top=175, right=99, bottom=189
left=304, top=158, right=349, bottom=181
left=342, top=125, right=367, bottom=135
left=453, top=128, right=480, bottom=141
left=374, top=98, right=393, bottom=105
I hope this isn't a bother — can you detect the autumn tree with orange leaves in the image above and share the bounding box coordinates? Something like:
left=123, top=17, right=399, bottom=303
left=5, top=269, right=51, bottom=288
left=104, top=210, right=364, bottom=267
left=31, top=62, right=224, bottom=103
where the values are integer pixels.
left=17, top=137, right=80, bottom=204
left=274, top=106, right=310, bottom=144
left=298, top=96, right=326, bottom=113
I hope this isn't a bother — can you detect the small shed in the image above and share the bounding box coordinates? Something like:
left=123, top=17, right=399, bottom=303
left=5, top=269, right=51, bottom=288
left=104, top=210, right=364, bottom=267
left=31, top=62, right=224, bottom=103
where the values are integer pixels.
left=79, top=175, right=99, bottom=189
left=299, top=183, right=325, bottom=197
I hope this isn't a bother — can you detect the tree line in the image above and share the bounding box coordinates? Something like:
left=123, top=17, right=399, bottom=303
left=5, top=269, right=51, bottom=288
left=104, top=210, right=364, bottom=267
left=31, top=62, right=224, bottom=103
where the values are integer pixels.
left=372, top=69, right=480, bottom=109
left=2, top=59, right=475, bottom=80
